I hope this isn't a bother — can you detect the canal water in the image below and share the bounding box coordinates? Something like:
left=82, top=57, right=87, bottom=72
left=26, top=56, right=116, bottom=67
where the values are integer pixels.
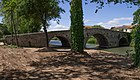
left=49, top=40, right=135, bottom=55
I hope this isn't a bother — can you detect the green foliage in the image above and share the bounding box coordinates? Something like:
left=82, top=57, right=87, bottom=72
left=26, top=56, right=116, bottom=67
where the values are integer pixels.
left=132, top=9, right=140, bottom=67
left=8, top=44, right=18, bottom=48
left=18, top=17, right=41, bottom=34
left=133, top=25, right=140, bottom=67
left=133, top=9, right=140, bottom=25
left=91, top=25, right=104, bottom=28
left=19, top=0, right=64, bottom=47
left=89, top=0, right=140, bottom=13
left=130, top=28, right=136, bottom=47
left=0, top=23, right=10, bottom=38
left=0, top=0, right=44, bottom=34
left=51, top=37, right=59, bottom=40
left=70, top=0, right=84, bottom=53
left=0, top=0, right=64, bottom=47
left=87, top=36, right=98, bottom=44
left=19, top=0, right=64, bottom=23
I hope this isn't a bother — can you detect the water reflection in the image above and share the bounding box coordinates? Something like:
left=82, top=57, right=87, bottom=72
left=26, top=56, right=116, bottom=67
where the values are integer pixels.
left=49, top=40, right=62, bottom=47
left=49, top=40, right=135, bottom=55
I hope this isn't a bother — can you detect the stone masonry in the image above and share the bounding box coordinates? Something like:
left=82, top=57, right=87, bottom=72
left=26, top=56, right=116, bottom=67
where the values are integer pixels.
left=4, top=28, right=129, bottom=48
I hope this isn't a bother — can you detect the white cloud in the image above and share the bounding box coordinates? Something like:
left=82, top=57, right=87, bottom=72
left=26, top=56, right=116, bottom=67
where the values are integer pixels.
left=107, top=20, right=120, bottom=25
left=113, top=17, right=133, bottom=21
left=40, top=20, right=69, bottom=32
left=96, top=17, right=133, bottom=29
left=84, top=19, right=91, bottom=23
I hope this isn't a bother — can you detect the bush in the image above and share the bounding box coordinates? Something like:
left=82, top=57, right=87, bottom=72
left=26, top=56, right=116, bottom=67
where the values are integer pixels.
left=87, top=36, right=97, bottom=44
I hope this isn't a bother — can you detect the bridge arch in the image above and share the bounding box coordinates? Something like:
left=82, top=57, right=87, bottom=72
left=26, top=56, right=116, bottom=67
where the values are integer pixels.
left=49, top=36, right=70, bottom=47
left=119, top=37, right=129, bottom=46
left=85, top=34, right=109, bottom=48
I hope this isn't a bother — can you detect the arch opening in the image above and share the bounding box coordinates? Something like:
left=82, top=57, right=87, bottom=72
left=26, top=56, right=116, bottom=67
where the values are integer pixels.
left=119, top=37, right=129, bottom=47
left=86, top=34, right=109, bottom=48
left=86, top=36, right=99, bottom=48
left=49, top=36, right=70, bottom=48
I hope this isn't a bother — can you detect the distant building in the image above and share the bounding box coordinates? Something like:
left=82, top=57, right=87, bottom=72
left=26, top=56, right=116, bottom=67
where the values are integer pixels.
left=111, top=25, right=135, bottom=33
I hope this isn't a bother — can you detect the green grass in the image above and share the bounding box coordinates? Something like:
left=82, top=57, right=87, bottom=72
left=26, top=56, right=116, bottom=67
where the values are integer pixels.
left=8, top=45, right=18, bottom=48
left=87, top=36, right=98, bottom=44
left=51, top=37, right=59, bottom=40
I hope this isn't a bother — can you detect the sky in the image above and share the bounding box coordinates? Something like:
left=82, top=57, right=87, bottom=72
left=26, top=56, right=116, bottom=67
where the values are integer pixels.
left=47, top=2, right=138, bottom=31
left=0, top=1, right=139, bottom=31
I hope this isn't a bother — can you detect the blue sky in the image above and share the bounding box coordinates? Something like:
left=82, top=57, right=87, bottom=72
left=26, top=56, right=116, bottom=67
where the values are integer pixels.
left=48, top=2, right=138, bottom=31
left=0, top=2, right=139, bottom=31
left=0, top=17, right=2, bottom=23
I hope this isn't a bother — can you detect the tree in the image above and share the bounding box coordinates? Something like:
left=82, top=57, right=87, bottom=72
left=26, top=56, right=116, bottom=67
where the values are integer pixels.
left=0, top=0, right=42, bottom=34
left=70, top=0, right=84, bottom=53
left=0, top=0, right=64, bottom=48
left=132, top=9, right=140, bottom=67
left=19, top=0, right=64, bottom=48
left=0, top=0, right=18, bottom=45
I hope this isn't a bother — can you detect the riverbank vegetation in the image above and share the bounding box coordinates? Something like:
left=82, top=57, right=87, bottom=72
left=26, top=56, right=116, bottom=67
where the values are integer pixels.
left=87, top=36, right=98, bottom=44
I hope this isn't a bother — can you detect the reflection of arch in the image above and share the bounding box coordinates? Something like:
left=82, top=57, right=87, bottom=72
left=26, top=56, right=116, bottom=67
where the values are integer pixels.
left=86, top=34, right=109, bottom=48
left=119, top=37, right=128, bottom=46
left=49, top=36, right=70, bottom=47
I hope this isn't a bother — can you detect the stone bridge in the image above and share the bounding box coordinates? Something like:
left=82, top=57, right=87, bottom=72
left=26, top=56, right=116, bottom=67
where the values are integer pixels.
left=4, top=28, right=130, bottom=48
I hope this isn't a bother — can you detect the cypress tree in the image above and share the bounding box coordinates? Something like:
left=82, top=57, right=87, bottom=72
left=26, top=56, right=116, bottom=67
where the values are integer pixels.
left=132, top=9, right=140, bottom=67
left=134, top=25, right=140, bottom=67
left=70, top=0, right=84, bottom=53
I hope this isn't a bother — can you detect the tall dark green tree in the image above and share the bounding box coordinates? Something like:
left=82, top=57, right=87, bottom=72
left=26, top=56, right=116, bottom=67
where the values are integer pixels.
left=70, top=0, right=84, bottom=53
left=132, top=9, right=140, bottom=67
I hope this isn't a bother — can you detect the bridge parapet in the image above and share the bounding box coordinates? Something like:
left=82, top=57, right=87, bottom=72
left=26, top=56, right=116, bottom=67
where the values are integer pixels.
left=4, top=29, right=129, bottom=48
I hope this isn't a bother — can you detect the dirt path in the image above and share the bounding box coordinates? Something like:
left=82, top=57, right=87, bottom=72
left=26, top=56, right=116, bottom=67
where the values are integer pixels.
left=0, top=46, right=140, bottom=80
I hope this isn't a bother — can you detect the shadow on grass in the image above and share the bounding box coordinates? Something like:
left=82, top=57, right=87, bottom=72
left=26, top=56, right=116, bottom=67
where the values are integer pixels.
left=0, top=52, right=138, bottom=80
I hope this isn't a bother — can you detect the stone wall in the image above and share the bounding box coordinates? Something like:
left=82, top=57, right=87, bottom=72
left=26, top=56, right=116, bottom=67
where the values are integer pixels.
left=4, top=29, right=129, bottom=48
left=5, top=32, right=46, bottom=47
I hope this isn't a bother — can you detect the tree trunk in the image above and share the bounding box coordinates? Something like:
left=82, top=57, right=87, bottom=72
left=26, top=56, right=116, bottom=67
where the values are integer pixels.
left=43, top=24, right=49, bottom=47
left=70, top=0, right=84, bottom=53
left=10, top=9, right=14, bottom=45
left=43, top=14, right=49, bottom=47
left=13, top=17, right=19, bottom=46
left=14, top=0, right=19, bottom=47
